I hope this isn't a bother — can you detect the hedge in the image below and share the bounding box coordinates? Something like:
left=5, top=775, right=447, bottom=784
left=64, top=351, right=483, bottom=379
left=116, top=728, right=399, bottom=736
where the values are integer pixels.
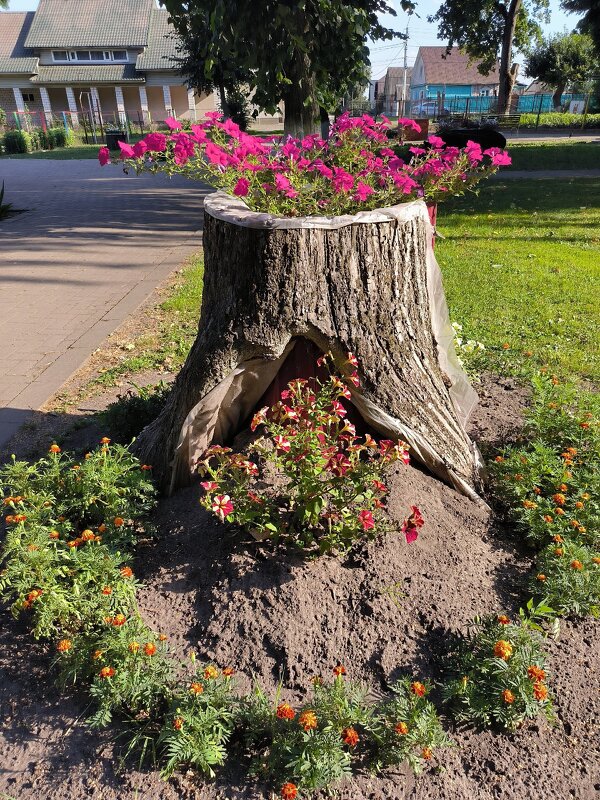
left=2, top=126, right=75, bottom=154
left=519, top=112, right=600, bottom=129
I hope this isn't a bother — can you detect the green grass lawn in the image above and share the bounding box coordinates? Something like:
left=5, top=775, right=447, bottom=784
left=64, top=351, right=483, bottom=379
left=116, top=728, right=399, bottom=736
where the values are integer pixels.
left=506, top=141, right=600, bottom=171
left=437, top=177, right=600, bottom=382
left=0, top=134, right=145, bottom=160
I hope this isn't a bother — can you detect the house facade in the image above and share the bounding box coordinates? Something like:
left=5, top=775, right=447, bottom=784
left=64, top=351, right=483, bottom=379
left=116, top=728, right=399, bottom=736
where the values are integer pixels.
left=369, top=67, right=413, bottom=115
left=410, top=47, right=501, bottom=112
left=0, top=0, right=216, bottom=128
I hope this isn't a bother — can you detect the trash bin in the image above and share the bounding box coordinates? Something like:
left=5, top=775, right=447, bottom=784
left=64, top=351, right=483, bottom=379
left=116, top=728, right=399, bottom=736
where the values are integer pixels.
left=106, top=130, right=128, bottom=150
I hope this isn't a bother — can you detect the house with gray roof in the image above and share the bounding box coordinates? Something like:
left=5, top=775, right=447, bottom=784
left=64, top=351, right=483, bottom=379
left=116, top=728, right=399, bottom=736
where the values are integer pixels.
left=0, top=0, right=217, bottom=128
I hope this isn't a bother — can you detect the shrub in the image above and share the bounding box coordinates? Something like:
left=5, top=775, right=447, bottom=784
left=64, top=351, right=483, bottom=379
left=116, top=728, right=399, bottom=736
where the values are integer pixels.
left=159, top=662, right=236, bottom=778
left=3, top=129, right=32, bottom=154
left=532, top=539, right=600, bottom=617
left=48, top=126, right=74, bottom=148
left=519, top=112, right=600, bottom=129
left=101, top=382, right=171, bottom=443
left=198, top=352, right=422, bottom=554
left=442, top=614, right=553, bottom=731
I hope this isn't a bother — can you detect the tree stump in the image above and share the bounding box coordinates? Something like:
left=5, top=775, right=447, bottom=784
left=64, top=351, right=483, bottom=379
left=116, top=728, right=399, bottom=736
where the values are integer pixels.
left=134, top=192, right=483, bottom=499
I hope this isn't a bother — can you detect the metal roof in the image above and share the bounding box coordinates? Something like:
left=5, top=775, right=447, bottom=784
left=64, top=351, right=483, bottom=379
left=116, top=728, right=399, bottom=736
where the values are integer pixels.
left=414, top=47, right=500, bottom=86
left=136, top=8, right=180, bottom=71
left=24, top=0, right=154, bottom=49
left=0, top=13, right=38, bottom=74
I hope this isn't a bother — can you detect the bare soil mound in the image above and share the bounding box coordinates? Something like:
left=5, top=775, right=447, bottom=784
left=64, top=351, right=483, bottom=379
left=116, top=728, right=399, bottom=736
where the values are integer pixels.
left=1, top=376, right=598, bottom=800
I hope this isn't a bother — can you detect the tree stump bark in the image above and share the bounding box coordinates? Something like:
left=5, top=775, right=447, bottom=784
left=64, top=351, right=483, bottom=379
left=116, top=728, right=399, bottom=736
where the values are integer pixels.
left=134, top=192, right=483, bottom=499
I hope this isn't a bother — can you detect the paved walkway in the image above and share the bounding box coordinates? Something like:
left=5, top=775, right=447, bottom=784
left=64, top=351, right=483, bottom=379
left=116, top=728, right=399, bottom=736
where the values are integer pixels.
left=495, top=168, right=600, bottom=179
left=0, top=159, right=209, bottom=451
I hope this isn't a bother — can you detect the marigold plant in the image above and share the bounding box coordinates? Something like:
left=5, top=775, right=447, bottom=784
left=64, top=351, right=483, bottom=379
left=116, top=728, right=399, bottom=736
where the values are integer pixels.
left=100, top=113, right=510, bottom=217
left=197, top=353, right=422, bottom=553
left=532, top=539, right=600, bottom=617
left=442, top=614, right=553, bottom=731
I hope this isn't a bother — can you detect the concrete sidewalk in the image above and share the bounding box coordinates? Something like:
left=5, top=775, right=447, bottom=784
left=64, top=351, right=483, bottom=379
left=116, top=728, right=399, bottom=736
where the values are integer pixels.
left=0, top=159, right=209, bottom=450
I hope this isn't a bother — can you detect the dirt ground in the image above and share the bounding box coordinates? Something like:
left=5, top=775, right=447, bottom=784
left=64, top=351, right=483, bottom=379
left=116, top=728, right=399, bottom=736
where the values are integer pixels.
left=1, top=375, right=598, bottom=800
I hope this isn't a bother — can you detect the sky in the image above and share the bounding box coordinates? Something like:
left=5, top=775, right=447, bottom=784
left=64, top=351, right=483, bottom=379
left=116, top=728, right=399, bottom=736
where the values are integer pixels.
left=4, top=0, right=578, bottom=80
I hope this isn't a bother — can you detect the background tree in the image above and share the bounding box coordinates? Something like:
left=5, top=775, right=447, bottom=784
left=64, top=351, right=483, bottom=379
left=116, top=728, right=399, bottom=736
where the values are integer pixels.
left=525, top=32, right=598, bottom=108
left=561, top=0, right=600, bottom=50
left=428, top=0, right=549, bottom=114
left=161, top=0, right=411, bottom=136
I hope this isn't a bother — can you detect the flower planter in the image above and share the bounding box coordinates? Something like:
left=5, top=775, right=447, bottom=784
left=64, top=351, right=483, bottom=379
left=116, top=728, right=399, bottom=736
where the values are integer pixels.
left=403, top=118, right=429, bottom=141
left=105, top=130, right=128, bottom=151
left=134, top=192, right=482, bottom=500
left=438, top=128, right=506, bottom=150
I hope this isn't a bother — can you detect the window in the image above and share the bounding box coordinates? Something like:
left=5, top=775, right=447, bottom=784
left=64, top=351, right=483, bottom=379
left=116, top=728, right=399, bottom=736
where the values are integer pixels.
left=112, top=50, right=127, bottom=61
left=90, top=51, right=105, bottom=61
left=22, top=92, right=35, bottom=102
left=52, top=50, right=68, bottom=61
left=76, top=50, right=91, bottom=60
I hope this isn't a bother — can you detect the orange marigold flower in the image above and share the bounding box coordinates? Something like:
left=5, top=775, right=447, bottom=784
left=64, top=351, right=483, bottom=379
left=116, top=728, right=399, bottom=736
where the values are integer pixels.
left=522, top=500, right=537, bottom=509
left=422, top=747, right=433, bottom=760
left=92, top=649, right=103, bottom=660
left=333, top=663, right=346, bottom=677
left=552, top=493, right=566, bottom=506
left=497, top=615, right=510, bottom=625
left=592, top=557, right=600, bottom=565
left=298, top=710, right=318, bottom=731
left=543, top=515, right=554, bottom=524
left=112, top=613, right=126, bottom=626
left=222, top=666, right=235, bottom=677
left=100, top=437, right=111, bottom=444
left=342, top=727, right=359, bottom=747
left=394, top=721, right=409, bottom=735
left=67, top=538, right=82, bottom=548
left=173, top=717, right=184, bottom=731
left=57, top=639, right=72, bottom=653
left=128, top=641, right=140, bottom=653
left=81, top=530, right=95, bottom=541
left=514, top=474, right=523, bottom=481
left=190, top=682, right=204, bottom=695
left=527, top=665, right=546, bottom=682
left=143, top=643, right=157, bottom=656
left=276, top=703, right=295, bottom=720
left=159, top=634, right=167, bottom=641
left=533, top=487, right=541, bottom=495
left=204, top=665, right=219, bottom=680
left=553, top=534, right=563, bottom=543
left=582, top=492, right=590, bottom=500
left=27, top=544, right=38, bottom=552
left=49, top=530, right=60, bottom=539
left=411, top=681, right=427, bottom=697
left=533, top=682, right=548, bottom=701
left=141, top=464, right=152, bottom=471
left=49, top=444, right=61, bottom=454
left=567, top=447, right=578, bottom=456
left=571, top=520, right=581, bottom=528
left=580, top=422, right=590, bottom=429
left=571, top=560, right=583, bottom=570
left=14, top=514, right=27, bottom=523
left=113, top=517, right=124, bottom=527
left=554, top=508, right=565, bottom=516
left=578, top=526, right=586, bottom=534
left=502, top=689, right=515, bottom=704
left=101, top=586, right=112, bottom=595
left=99, top=666, right=115, bottom=679
left=537, top=573, right=547, bottom=582
left=98, top=524, right=107, bottom=533
left=558, top=483, right=568, bottom=492
left=281, top=783, right=298, bottom=800
left=494, top=456, right=505, bottom=463
left=502, top=342, right=510, bottom=350
left=493, top=640, right=513, bottom=661
left=554, top=548, right=564, bottom=557
left=575, top=501, right=584, bottom=509
left=120, top=566, right=134, bottom=578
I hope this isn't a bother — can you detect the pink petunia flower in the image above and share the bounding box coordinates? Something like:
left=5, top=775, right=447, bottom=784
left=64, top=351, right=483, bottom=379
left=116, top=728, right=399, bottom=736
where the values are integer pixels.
left=144, top=132, right=168, bottom=152
left=233, top=178, right=250, bottom=196
left=398, top=118, right=422, bottom=133
left=211, top=494, right=234, bottom=521
left=200, top=481, right=218, bottom=491
left=164, top=116, right=182, bottom=130
left=118, top=141, right=135, bottom=159
left=98, top=147, right=110, bottom=166
left=358, top=510, right=375, bottom=530
left=354, top=181, right=375, bottom=202
left=274, top=435, right=291, bottom=453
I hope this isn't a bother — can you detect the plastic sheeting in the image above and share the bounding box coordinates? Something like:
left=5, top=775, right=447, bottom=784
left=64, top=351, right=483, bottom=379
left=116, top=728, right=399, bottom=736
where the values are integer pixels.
left=173, top=191, right=481, bottom=498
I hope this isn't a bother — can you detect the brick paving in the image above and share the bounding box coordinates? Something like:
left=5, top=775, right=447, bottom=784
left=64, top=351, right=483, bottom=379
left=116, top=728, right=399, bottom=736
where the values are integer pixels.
left=0, top=159, right=208, bottom=450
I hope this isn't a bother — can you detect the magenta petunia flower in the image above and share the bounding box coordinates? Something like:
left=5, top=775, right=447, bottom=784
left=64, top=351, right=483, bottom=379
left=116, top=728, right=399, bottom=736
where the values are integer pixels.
left=358, top=510, right=375, bottom=530
left=98, top=146, right=110, bottom=166
left=233, top=178, right=250, bottom=196
left=118, top=140, right=135, bottom=159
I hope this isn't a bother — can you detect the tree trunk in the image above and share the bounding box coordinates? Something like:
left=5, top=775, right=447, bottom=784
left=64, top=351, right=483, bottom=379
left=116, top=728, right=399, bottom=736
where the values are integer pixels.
left=553, top=82, right=566, bottom=110
left=282, top=56, right=320, bottom=137
left=497, top=0, right=522, bottom=114
left=218, top=84, right=231, bottom=119
left=134, top=192, right=483, bottom=501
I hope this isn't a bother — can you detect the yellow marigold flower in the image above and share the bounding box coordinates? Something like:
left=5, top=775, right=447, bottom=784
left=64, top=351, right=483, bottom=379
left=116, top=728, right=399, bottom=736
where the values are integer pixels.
left=591, top=556, right=600, bottom=565
left=502, top=689, right=515, bottom=704
left=276, top=703, right=295, bottom=720
left=128, top=642, right=140, bottom=653
left=143, top=643, right=157, bottom=656
left=81, top=529, right=95, bottom=541
left=49, top=444, right=61, bottom=454
left=582, top=492, right=590, bottom=500
left=159, top=634, right=167, bottom=641
left=190, top=682, right=204, bottom=695
left=578, top=526, right=586, bottom=534
left=571, top=560, right=583, bottom=570
left=92, top=649, right=103, bottom=660
left=49, top=530, right=60, bottom=540
left=204, top=665, right=219, bottom=680
left=497, top=615, right=510, bottom=625
left=494, top=640, right=513, bottom=661
left=522, top=500, right=537, bottom=510
left=99, top=666, right=115, bottom=679
left=100, top=437, right=111, bottom=444
left=173, top=717, right=184, bottom=731
left=298, top=710, right=318, bottom=731
left=394, top=721, right=409, bottom=735
left=575, top=501, right=584, bottom=509
left=57, top=639, right=72, bottom=653
left=411, top=681, right=427, bottom=697
left=422, top=747, right=433, bottom=760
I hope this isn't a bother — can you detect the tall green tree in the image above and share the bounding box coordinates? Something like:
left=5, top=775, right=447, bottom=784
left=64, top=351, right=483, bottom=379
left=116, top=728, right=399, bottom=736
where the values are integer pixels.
left=525, top=32, right=598, bottom=108
left=161, top=0, right=410, bottom=136
left=428, top=0, right=549, bottom=114
left=561, top=0, right=600, bottom=50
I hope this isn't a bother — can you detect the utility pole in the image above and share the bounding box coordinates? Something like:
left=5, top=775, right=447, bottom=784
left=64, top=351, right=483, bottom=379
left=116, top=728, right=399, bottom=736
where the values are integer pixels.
left=401, top=14, right=411, bottom=117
